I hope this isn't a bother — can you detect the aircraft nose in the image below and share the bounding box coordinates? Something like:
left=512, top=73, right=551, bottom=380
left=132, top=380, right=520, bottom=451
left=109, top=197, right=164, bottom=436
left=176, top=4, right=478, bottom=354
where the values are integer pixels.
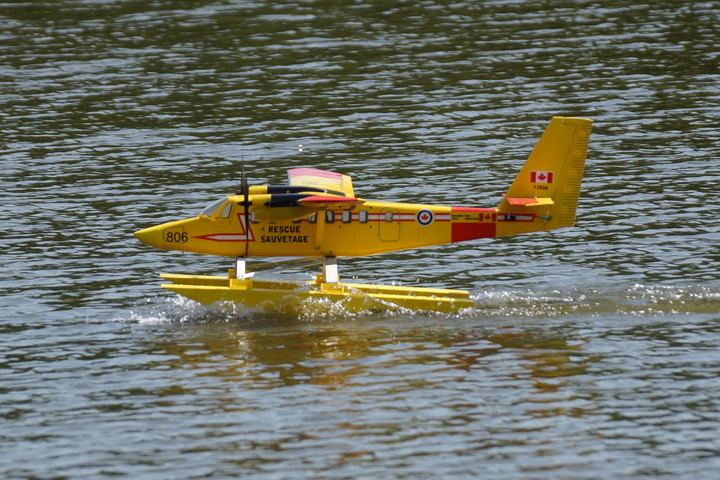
left=134, top=225, right=163, bottom=249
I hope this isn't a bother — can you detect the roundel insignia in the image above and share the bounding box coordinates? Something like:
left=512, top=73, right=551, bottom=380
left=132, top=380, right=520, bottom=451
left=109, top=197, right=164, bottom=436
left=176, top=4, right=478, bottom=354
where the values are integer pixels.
left=417, top=209, right=434, bottom=226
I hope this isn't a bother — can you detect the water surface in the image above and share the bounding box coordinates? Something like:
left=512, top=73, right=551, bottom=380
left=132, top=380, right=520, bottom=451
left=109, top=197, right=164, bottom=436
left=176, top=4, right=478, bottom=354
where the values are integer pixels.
left=2, top=1, right=720, bottom=478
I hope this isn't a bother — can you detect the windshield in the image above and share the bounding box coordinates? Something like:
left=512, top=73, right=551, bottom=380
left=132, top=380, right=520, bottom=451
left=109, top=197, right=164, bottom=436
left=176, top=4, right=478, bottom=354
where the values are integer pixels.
left=200, top=197, right=230, bottom=218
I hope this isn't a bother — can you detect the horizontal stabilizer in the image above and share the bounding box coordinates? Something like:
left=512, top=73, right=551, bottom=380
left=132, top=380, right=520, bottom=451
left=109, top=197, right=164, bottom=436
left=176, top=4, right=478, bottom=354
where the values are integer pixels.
left=506, top=197, right=554, bottom=206
left=288, top=168, right=355, bottom=197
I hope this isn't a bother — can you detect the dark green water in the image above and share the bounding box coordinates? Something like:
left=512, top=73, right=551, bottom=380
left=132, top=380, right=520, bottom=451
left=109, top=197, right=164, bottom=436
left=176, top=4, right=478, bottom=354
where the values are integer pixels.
left=2, top=1, right=720, bottom=478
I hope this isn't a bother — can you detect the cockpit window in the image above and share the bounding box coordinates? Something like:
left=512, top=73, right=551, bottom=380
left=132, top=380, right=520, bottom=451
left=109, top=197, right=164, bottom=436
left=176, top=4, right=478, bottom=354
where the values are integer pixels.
left=200, top=197, right=231, bottom=218
left=220, top=201, right=232, bottom=217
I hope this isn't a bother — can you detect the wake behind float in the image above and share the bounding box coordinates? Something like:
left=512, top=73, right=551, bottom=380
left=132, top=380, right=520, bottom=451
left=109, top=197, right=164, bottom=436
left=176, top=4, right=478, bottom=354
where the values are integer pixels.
left=135, top=117, right=593, bottom=314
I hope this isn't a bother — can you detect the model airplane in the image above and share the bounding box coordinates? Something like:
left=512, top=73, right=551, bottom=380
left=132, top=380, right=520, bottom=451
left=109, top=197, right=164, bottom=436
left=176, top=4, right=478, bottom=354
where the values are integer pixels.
left=135, top=116, right=592, bottom=313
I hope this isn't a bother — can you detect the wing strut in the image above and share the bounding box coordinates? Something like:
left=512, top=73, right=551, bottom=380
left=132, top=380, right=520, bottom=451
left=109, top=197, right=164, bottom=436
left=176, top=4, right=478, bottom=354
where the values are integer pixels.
left=314, top=212, right=326, bottom=250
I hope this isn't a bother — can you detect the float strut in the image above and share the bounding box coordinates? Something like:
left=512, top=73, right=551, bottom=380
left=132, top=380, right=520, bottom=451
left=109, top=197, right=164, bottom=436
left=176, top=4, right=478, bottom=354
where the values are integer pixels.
left=234, top=257, right=254, bottom=280
left=323, top=256, right=339, bottom=284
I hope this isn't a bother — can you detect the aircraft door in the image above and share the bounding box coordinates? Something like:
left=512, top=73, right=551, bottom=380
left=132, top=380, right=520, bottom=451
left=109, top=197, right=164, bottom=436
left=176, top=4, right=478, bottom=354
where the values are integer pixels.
left=211, top=200, right=234, bottom=234
left=379, top=208, right=400, bottom=242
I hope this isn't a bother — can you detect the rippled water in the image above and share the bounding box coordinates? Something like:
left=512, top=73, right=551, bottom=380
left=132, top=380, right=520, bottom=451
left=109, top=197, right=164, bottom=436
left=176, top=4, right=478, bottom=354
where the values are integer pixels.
left=2, top=1, right=720, bottom=478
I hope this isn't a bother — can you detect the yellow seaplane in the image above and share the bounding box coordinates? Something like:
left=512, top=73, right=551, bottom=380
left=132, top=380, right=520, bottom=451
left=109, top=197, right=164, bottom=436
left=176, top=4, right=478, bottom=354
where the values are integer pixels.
left=135, top=116, right=592, bottom=313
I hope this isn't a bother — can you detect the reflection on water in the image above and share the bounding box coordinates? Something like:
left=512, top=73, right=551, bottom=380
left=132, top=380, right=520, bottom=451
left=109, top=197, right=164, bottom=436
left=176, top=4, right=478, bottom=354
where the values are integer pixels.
left=2, top=0, right=720, bottom=478
left=111, top=309, right=720, bottom=478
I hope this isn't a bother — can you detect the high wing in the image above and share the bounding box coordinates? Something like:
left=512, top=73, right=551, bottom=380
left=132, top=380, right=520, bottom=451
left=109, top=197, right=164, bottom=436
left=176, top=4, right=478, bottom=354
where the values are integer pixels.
left=288, top=168, right=355, bottom=197
left=297, top=195, right=364, bottom=210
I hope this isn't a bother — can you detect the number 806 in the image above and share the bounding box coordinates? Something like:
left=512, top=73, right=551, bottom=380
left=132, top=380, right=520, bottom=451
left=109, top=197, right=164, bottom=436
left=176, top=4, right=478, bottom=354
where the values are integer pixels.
left=165, top=231, right=188, bottom=243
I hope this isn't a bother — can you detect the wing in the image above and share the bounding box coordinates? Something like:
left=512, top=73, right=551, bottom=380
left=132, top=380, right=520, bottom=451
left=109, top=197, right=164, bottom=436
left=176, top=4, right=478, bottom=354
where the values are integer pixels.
left=297, top=195, right=364, bottom=210
left=287, top=168, right=355, bottom=197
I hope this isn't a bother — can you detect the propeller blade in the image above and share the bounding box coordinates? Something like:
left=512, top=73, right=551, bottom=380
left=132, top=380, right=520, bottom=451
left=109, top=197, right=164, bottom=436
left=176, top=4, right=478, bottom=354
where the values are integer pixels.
left=241, top=159, right=250, bottom=257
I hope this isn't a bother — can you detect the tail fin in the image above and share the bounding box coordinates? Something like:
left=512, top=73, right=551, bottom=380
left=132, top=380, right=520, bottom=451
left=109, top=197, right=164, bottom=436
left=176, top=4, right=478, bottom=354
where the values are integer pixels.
left=497, top=116, right=593, bottom=236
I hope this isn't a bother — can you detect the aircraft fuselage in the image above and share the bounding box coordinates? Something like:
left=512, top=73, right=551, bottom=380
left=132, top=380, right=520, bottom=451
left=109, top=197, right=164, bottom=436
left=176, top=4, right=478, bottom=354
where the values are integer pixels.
left=135, top=196, right=500, bottom=258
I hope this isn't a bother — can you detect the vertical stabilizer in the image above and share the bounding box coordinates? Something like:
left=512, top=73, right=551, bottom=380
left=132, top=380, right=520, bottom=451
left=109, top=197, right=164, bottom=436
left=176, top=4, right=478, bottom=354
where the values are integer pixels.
left=497, top=117, right=592, bottom=235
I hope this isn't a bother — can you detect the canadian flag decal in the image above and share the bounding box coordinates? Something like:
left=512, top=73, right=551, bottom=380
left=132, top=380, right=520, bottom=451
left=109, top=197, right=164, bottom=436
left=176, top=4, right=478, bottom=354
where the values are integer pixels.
left=531, top=171, right=554, bottom=184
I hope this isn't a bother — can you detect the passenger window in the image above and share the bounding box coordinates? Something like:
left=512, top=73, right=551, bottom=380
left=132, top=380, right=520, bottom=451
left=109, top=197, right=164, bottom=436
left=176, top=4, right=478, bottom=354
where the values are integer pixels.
left=342, top=211, right=352, bottom=223
left=359, top=211, right=368, bottom=224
